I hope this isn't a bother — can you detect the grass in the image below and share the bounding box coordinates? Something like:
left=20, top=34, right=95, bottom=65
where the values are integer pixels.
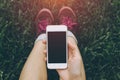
left=0, top=0, right=120, bottom=80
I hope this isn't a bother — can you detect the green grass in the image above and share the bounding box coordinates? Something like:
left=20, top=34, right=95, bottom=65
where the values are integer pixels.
left=0, top=0, right=120, bottom=80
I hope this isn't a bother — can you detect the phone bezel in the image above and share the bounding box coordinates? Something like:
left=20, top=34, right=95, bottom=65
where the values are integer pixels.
left=46, top=25, right=67, bottom=69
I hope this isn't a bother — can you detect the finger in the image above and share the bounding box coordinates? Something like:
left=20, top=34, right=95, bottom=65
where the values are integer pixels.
left=43, top=50, right=47, bottom=56
left=43, top=50, right=47, bottom=61
left=43, top=49, right=47, bottom=53
left=68, top=41, right=81, bottom=58
left=68, top=40, right=76, bottom=50
left=42, top=40, right=46, bottom=44
left=44, top=57, right=47, bottom=61
left=68, top=41, right=75, bottom=59
left=68, top=40, right=80, bottom=59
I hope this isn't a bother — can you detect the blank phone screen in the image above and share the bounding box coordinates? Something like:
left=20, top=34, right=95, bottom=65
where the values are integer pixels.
left=48, top=32, right=66, bottom=63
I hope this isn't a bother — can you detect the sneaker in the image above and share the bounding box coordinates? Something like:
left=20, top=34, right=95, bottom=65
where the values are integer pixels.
left=58, top=6, right=77, bottom=34
left=35, top=8, right=54, bottom=36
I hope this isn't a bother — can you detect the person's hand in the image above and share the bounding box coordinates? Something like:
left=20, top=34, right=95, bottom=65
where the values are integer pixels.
left=56, top=37, right=84, bottom=80
left=42, top=37, right=85, bottom=80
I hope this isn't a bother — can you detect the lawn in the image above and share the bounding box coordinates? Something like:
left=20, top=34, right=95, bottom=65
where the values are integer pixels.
left=0, top=0, right=120, bottom=80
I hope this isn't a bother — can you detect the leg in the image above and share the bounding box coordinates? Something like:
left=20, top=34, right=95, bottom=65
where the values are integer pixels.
left=19, top=41, right=47, bottom=80
left=20, top=8, right=54, bottom=80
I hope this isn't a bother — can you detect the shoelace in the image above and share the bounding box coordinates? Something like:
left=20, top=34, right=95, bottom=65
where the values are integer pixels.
left=61, top=16, right=77, bottom=30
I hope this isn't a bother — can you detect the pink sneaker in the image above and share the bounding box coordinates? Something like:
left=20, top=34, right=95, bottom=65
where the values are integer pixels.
left=58, top=7, right=77, bottom=34
left=35, top=8, right=54, bottom=36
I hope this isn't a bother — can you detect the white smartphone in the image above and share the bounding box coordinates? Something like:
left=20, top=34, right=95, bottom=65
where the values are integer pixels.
left=46, top=25, right=68, bottom=69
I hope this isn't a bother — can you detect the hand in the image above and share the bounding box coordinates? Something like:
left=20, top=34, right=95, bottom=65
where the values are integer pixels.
left=56, top=37, right=83, bottom=80
left=42, top=37, right=85, bottom=80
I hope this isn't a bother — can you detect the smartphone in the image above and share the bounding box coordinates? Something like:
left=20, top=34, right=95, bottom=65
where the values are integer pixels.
left=46, top=25, right=67, bottom=69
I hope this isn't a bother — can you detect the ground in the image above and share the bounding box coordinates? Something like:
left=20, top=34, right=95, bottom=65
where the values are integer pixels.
left=0, top=0, right=120, bottom=80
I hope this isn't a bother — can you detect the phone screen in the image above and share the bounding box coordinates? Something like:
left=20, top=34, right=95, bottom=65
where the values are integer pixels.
left=48, top=32, right=66, bottom=63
